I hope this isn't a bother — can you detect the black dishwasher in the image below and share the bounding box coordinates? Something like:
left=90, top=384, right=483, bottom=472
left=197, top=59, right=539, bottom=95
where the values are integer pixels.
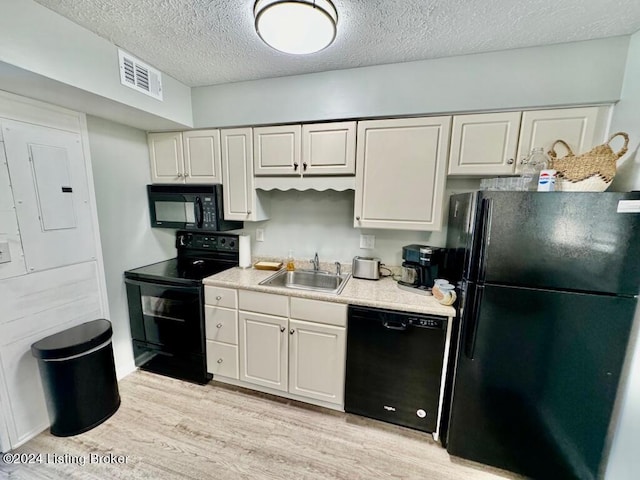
left=345, top=305, right=448, bottom=433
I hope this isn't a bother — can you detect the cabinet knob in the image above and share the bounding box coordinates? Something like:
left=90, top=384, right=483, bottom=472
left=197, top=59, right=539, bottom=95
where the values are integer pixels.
left=247, top=210, right=252, bottom=215
left=216, top=323, right=223, bottom=329
left=303, top=162, right=307, bottom=171
left=177, top=173, right=183, bottom=177
left=356, top=216, right=361, bottom=221
left=293, top=162, right=299, bottom=171
left=290, top=329, right=295, bottom=335
left=216, top=295, right=222, bottom=300
left=280, top=326, right=285, bottom=332
left=507, top=158, right=514, bottom=165
left=217, top=358, right=223, bottom=364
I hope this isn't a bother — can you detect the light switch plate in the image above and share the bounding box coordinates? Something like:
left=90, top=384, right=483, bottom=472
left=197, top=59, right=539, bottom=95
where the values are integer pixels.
left=359, top=235, right=375, bottom=249
left=0, top=241, right=10, bottom=264
left=256, top=229, right=264, bottom=242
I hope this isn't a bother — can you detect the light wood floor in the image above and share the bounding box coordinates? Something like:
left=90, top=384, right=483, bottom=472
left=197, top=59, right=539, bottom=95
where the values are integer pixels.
left=3, top=371, right=523, bottom=480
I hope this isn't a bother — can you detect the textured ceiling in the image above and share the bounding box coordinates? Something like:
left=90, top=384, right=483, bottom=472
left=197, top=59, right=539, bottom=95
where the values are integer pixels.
left=33, top=0, right=640, bottom=87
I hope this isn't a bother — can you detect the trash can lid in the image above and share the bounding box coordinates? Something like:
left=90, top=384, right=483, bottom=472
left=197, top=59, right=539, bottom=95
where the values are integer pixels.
left=31, top=319, right=113, bottom=360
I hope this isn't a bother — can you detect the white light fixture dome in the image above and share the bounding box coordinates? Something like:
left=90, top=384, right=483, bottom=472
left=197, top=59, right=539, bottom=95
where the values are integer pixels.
left=254, top=0, right=338, bottom=55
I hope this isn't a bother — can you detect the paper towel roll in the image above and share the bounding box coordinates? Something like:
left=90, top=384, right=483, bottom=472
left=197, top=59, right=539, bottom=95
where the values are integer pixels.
left=239, top=234, right=251, bottom=269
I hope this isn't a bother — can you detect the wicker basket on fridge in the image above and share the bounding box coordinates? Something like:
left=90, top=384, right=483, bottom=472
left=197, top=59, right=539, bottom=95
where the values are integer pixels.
left=547, top=132, right=629, bottom=192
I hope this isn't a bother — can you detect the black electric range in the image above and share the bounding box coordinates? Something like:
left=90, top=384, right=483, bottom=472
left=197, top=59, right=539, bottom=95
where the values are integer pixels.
left=124, top=231, right=239, bottom=384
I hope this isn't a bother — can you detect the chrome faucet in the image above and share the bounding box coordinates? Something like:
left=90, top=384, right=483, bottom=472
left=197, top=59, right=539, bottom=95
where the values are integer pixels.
left=310, top=252, right=319, bottom=271
left=335, top=261, right=341, bottom=276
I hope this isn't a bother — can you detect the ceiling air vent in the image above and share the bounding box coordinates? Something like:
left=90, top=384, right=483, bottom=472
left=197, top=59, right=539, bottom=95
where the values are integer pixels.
left=118, top=49, right=163, bottom=101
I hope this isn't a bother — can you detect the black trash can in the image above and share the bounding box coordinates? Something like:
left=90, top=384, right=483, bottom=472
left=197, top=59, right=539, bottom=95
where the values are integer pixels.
left=31, top=319, right=121, bottom=437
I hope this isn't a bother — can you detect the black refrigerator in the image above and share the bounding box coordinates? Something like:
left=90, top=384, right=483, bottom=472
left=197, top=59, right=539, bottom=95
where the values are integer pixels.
left=443, top=191, right=640, bottom=480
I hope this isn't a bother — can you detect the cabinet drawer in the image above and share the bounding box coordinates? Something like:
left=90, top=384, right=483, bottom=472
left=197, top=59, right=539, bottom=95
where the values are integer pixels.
left=239, top=290, right=289, bottom=317
left=205, top=286, right=237, bottom=308
left=206, top=341, right=239, bottom=379
left=290, top=297, right=347, bottom=327
left=204, top=306, right=238, bottom=344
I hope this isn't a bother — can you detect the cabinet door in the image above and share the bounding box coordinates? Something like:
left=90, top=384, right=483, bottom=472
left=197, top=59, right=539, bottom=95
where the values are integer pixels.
left=148, top=132, right=184, bottom=183
left=182, top=130, right=222, bottom=184
left=448, top=112, right=521, bottom=176
left=302, top=121, right=356, bottom=175
left=516, top=107, right=607, bottom=173
left=354, top=117, right=451, bottom=231
left=253, top=125, right=301, bottom=176
left=288, top=319, right=346, bottom=405
left=221, top=128, right=268, bottom=221
left=239, top=311, right=288, bottom=392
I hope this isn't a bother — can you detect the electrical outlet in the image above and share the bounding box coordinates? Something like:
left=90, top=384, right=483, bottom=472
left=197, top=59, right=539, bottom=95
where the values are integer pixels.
left=256, top=229, right=264, bottom=242
left=359, top=234, right=375, bottom=249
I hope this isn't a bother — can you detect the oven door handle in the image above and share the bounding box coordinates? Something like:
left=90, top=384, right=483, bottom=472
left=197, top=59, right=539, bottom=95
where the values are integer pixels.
left=124, top=278, right=201, bottom=294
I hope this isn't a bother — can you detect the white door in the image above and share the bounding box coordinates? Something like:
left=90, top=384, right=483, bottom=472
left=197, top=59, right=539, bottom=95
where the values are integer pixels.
left=448, top=112, right=521, bottom=176
left=302, top=121, right=356, bottom=175
left=354, top=116, right=451, bottom=231
left=288, top=319, right=345, bottom=405
left=516, top=107, right=607, bottom=173
left=183, top=130, right=222, bottom=184
left=253, top=125, right=301, bottom=176
left=239, top=311, right=288, bottom=392
left=148, top=131, right=184, bottom=183
left=2, top=120, right=96, bottom=272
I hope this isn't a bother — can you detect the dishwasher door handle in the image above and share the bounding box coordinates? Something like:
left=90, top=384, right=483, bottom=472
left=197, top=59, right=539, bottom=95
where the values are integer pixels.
left=382, top=320, right=408, bottom=331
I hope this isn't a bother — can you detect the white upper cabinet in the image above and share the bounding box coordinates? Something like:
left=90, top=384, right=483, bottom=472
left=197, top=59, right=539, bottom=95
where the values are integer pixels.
left=253, top=122, right=357, bottom=187
left=148, top=132, right=184, bottom=183
left=182, top=130, right=222, bottom=183
left=515, top=106, right=608, bottom=173
left=302, top=121, right=356, bottom=175
left=253, top=125, right=301, bottom=176
left=148, top=130, right=222, bottom=184
left=354, top=116, right=451, bottom=231
left=448, top=112, right=522, bottom=176
left=221, top=128, right=269, bottom=222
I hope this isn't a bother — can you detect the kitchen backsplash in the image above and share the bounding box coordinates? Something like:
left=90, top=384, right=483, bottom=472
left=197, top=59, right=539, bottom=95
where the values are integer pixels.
left=235, top=178, right=480, bottom=266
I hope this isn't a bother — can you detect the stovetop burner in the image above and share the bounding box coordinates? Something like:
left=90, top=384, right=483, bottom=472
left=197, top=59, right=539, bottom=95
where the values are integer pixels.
left=124, top=231, right=240, bottom=286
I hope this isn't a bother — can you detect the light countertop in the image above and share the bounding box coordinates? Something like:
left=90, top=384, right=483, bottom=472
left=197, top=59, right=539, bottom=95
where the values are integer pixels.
left=203, top=267, right=456, bottom=317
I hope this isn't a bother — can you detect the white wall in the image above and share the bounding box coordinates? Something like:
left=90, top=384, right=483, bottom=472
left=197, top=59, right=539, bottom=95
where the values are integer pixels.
left=86, top=116, right=176, bottom=379
left=605, top=30, right=640, bottom=480
left=238, top=179, right=479, bottom=267
left=0, top=0, right=192, bottom=130
left=610, top=33, right=640, bottom=192
left=192, top=37, right=628, bottom=128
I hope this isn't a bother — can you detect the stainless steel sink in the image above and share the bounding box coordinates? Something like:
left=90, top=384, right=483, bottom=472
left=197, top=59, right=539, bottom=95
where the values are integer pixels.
left=259, top=269, right=351, bottom=295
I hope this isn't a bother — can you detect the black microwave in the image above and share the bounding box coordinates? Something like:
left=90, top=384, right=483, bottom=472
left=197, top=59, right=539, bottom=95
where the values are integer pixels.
left=147, top=184, right=243, bottom=232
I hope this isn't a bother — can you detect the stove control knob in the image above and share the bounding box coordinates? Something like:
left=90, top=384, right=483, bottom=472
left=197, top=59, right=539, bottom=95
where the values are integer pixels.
left=229, top=240, right=236, bottom=248
left=178, top=233, right=192, bottom=246
left=220, top=238, right=226, bottom=245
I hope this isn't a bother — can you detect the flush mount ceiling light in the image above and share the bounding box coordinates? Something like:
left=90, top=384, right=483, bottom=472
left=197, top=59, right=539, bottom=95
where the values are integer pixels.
left=254, top=0, right=338, bottom=55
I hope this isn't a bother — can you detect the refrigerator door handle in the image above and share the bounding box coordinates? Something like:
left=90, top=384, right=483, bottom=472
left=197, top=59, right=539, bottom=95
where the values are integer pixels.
left=476, top=198, right=493, bottom=282
left=464, top=285, right=484, bottom=360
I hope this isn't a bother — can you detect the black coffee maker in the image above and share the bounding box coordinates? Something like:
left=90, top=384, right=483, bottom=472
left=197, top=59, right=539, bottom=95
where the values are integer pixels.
left=398, top=244, right=445, bottom=294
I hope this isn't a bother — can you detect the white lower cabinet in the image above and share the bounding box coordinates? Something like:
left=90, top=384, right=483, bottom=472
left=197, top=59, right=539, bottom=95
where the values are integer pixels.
left=205, top=288, right=347, bottom=409
left=288, top=319, right=345, bottom=404
left=239, top=311, right=289, bottom=391
left=206, top=341, right=239, bottom=379
left=204, top=287, right=240, bottom=379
